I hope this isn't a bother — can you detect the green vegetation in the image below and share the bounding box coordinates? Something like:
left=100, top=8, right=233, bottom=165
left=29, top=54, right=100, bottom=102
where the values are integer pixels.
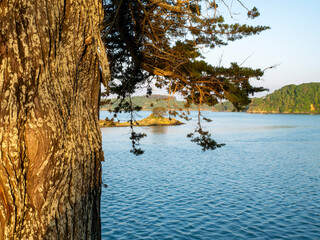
left=102, top=83, right=320, bottom=115
left=247, top=83, right=320, bottom=114
left=100, top=95, right=212, bottom=111
left=212, top=101, right=238, bottom=112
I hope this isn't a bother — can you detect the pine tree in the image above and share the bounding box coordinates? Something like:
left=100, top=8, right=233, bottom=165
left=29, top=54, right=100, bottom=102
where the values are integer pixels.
left=102, top=0, right=269, bottom=153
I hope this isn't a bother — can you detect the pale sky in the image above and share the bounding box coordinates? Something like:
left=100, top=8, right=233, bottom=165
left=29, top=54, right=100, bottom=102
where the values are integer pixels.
left=205, top=0, right=320, bottom=96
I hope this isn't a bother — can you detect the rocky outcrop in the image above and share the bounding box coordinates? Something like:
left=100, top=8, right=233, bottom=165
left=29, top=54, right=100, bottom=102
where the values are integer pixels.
left=99, top=114, right=184, bottom=127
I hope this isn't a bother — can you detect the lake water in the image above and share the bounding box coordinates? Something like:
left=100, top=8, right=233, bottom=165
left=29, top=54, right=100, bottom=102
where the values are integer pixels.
left=100, top=111, right=320, bottom=239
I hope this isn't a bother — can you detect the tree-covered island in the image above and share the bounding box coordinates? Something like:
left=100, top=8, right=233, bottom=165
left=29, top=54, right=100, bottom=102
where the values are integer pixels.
left=100, top=106, right=184, bottom=127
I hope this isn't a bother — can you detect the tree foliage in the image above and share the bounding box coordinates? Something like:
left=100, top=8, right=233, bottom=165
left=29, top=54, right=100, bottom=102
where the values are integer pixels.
left=101, top=0, right=270, bottom=154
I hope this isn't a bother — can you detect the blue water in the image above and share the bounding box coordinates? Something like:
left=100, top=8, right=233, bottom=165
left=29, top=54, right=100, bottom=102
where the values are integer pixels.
left=100, top=111, right=320, bottom=239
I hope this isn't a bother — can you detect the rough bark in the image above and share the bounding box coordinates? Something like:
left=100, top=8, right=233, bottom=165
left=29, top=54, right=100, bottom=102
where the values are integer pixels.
left=0, top=0, right=109, bottom=239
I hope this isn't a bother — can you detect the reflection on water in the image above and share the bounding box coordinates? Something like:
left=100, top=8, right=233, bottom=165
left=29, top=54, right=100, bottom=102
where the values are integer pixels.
left=148, top=126, right=169, bottom=144
left=260, top=125, right=297, bottom=129
left=216, top=125, right=298, bottom=134
left=150, top=126, right=168, bottom=134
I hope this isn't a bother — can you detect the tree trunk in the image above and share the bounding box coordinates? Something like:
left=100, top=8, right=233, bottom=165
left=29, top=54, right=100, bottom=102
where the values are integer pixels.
left=0, top=0, right=109, bottom=239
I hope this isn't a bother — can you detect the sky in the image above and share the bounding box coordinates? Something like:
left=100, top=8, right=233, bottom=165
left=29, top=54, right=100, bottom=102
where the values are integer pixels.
left=204, top=0, right=320, bottom=97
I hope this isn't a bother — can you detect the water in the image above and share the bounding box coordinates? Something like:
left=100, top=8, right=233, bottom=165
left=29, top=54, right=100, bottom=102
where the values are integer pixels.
left=100, top=111, right=320, bottom=239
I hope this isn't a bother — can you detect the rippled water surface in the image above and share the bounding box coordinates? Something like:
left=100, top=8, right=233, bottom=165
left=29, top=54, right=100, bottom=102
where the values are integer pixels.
left=100, top=112, right=320, bottom=239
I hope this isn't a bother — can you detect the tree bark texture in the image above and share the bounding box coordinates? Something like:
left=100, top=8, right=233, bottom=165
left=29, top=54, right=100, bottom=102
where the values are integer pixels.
left=0, top=0, right=109, bottom=239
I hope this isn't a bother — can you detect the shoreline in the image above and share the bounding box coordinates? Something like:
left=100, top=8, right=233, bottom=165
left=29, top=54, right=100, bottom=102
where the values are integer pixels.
left=100, top=109, right=320, bottom=115
left=246, top=111, right=320, bottom=115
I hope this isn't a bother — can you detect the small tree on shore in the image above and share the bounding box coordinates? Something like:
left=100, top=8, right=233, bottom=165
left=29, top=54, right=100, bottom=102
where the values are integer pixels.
left=152, top=107, right=168, bottom=118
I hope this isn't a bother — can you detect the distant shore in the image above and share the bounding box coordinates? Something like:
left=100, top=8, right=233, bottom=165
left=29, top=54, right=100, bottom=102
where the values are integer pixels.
left=100, top=108, right=319, bottom=115
left=99, top=108, right=209, bottom=112
left=247, top=111, right=320, bottom=115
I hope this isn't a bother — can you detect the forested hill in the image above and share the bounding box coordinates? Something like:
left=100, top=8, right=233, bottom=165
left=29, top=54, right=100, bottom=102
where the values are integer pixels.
left=247, top=83, right=320, bottom=114
left=101, top=83, right=320, bottom=114
left=212, top=101, right=237, bottom=112
left=100, top=95, right=212, bottom=111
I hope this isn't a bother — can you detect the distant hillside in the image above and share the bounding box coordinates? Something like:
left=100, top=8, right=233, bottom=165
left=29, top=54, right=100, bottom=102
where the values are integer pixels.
left=247, top=83, right=320, bottom=114
left=212, top=101, right=237, bottom=112
left=100, top=95, right=212, bottom=111
left=101, top=83, right=320, bottom=114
